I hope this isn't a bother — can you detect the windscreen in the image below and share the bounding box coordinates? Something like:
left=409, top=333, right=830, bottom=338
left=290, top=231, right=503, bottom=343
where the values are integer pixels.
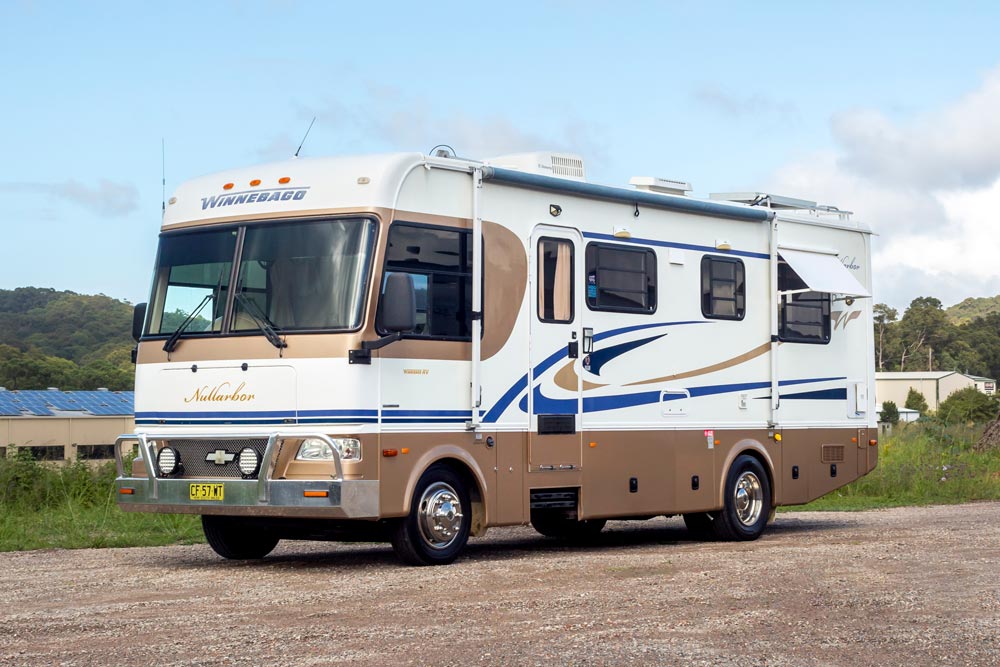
left=146, top=217, right=376, bottom=337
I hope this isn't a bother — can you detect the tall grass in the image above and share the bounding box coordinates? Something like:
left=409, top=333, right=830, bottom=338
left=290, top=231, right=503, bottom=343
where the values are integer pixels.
left=799, top=421, right=1000, bottom=510
left=0, top=450, right=201, bottom=551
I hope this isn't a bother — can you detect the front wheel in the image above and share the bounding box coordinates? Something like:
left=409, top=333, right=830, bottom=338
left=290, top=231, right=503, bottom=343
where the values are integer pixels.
left=202, top=516, right=279, bottom=559
left=711, top=454, right=772, bottom=541
left=390, top=464, right=471, bottom=566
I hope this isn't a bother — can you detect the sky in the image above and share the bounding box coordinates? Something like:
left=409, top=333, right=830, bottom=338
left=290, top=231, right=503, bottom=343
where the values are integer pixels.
left=2, top=1, right=1000, bottom=313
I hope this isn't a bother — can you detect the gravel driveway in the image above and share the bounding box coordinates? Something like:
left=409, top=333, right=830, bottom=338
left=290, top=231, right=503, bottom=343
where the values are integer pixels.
left=2, top=503, right=998, bottom=666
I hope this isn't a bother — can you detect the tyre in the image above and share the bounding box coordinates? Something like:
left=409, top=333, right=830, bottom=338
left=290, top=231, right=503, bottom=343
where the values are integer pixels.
left=712, top=454, right=772, bottom=541
left=531, top=511, right=607, bottom=540
left=390, top=464, right=471, bottom=566
left=202, top=516, right=279, bottom=559
left=682, top=512, right=716, bottom=540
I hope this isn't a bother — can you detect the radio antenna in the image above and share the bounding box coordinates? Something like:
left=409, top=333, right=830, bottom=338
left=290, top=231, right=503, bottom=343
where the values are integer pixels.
left=294, top=117, right=316, bottom=158
left=161, top=138, right=166, bottom=214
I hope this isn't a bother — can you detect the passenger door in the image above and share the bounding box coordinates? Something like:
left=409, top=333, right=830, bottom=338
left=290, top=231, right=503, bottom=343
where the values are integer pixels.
left=528, top=226, right=583, bottom=471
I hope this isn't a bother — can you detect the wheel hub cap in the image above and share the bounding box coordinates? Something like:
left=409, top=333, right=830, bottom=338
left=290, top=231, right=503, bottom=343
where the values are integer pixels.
left=734, top=471, right=763, bottom=526
left=417, top=482, right=464, bottom=549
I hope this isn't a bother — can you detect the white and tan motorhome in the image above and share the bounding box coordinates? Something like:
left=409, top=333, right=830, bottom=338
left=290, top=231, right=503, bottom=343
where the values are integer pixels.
left=116, top=149, right=878, bottom=565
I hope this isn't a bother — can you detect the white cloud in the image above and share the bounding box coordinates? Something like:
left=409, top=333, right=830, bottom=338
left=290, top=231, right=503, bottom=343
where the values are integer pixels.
left=767, top=65, right=1000, bottom=310
left=693, top=86, right=797, bottom=122
left=0, top=179, right=138, bottom=217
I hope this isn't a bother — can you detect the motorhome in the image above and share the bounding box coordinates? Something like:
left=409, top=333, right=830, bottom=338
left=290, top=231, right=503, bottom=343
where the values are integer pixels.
left=116, top=149, right=878, bottom=565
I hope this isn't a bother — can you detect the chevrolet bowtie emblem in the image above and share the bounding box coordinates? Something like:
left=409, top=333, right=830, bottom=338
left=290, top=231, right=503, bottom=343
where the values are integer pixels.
left=206, top=449, right=236, bottom=465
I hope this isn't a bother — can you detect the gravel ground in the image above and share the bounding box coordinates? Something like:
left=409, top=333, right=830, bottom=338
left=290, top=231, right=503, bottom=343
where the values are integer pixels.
left=1, top=502, right=999, bottom=667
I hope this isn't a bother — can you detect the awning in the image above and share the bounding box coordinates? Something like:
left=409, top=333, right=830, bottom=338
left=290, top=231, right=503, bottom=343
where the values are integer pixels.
left=779, top=248, right=871, bottom=297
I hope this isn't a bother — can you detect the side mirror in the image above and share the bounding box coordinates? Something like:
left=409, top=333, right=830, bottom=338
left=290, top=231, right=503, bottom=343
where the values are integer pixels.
left=382, top=273, right=416, bottom=333
left=132, top=303, right=147, bottom=342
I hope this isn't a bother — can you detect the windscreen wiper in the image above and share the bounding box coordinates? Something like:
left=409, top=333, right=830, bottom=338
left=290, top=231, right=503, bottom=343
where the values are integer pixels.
left=234, top=291, right=287, bottom=349
left=162, top=295, right=212, bottom=353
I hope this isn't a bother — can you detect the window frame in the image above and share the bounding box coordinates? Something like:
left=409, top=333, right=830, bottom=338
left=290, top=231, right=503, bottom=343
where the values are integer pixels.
left=777, top=261, right=831, bottom=344
left=536, top=236, right=575, bottom=324
left=584, top=241, right=657, bottom=315
left=700, top=255, right=746, bottom=321
left=375, top=220, right=481, bottom=341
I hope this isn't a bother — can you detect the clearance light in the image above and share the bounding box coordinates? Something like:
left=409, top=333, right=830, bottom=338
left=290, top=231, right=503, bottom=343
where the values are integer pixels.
left=382, top=449, right=398, bottom=457
left=304, top=490, right=329, bottom=498
left=250, top=179, right=261, bottom=187
left=278, top=176, right=291, bottom=184
left=223, top=183, right=234, bottom=190
left=119, top=488, right=135, bottom=495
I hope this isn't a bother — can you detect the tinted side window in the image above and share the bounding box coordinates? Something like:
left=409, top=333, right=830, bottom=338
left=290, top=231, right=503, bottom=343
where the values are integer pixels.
left=778, top=262, right=830, bottom=343
left=701, top=255, right=745, bottom=320
left=381, top=223, right=472, bottom=339
left=585, top=243, right=656, bottom=313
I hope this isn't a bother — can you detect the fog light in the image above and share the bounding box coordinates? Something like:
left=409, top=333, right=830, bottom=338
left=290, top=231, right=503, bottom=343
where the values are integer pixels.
left=238, top=447, right=260, bottom=476
left=157, top=447, right=179, bottom=475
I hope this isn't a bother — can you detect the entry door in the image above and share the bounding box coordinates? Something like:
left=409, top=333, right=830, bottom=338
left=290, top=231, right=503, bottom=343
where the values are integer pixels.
left=528, top=226, right=583, bottom=471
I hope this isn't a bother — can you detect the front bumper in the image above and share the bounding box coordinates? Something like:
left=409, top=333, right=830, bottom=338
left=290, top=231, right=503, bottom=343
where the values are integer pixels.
left=114, top=432, right=379, bottom=519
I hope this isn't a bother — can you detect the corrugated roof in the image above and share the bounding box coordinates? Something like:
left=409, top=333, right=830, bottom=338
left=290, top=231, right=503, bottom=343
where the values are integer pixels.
left=875, top=372, right=957, bottom=380
left=0, top=389, right=133, bottom=417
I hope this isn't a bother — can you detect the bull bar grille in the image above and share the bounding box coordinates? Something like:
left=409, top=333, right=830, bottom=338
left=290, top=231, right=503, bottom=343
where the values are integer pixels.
left=157, top=438, right=271, bottom=479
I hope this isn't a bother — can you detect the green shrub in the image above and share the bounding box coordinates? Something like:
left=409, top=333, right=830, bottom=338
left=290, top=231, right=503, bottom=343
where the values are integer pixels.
left=937, top=387, right=999, bottom=424
left=905, top=388, right=929, bottom=414
left=880, top=400, right=900, bottom=425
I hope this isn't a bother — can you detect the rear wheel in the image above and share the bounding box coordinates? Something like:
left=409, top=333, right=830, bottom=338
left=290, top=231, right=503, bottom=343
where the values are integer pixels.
left=202, top=516, right=279, bottom=559
left=712, top=454, right=772, bottom=541
left=531, top=511, right=607, bottom=540
left=390, top=464, right=471, bottom=566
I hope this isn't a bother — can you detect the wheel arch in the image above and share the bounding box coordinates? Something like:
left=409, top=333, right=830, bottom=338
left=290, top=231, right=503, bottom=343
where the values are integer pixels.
left=401, top=446, right=489, bottom=537
left=715, top=439, right=776, bottom=509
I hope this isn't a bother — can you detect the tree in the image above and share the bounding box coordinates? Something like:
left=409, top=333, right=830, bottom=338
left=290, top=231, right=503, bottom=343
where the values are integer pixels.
left=880, top=400, right=900, bottom=425
left=905, top=388, right=929, bottom=414
left=897, top=297, right=952, bottom=371
left=873, top=303, right=898, bottom=372
left=937, top=387, right=1000, bottom=425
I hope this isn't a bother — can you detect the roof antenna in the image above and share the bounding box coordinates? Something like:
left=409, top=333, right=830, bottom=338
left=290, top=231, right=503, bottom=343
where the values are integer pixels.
left=161, top=138, right=166, bottom=215
left=294, top=117, right=316, bottom=158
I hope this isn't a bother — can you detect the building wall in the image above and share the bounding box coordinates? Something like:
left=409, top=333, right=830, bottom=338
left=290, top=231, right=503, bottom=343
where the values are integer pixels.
left=0, top=416, right=135, bottom=460
left=939, top=374, right=976, bottom=403
left=877, top=378, right=945, bottom=411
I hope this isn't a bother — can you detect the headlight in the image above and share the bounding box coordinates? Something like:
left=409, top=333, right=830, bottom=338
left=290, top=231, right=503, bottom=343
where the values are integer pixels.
left=296, top=437, right=361, bottom=462
left=237, top=447, right=260, bottom=476
left=157, top=446, right=179, bottom=475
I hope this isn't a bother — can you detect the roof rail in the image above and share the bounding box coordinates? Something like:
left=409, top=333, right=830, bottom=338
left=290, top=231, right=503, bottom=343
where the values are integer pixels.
left=709, top=192, right=853, bottom=220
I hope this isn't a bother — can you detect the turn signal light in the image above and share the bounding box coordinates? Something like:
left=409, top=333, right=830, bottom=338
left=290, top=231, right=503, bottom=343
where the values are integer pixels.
left=303, top=490, right=329, bottom=498
left=382, top=449, right=398, bottom=457
left=119, top=487, right=134, bottom=495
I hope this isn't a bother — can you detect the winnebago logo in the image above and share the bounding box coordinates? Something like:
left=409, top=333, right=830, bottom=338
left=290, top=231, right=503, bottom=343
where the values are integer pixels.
left=184, top=381, right=256, bottom=403
left=201, top=187, right=309, bottom=211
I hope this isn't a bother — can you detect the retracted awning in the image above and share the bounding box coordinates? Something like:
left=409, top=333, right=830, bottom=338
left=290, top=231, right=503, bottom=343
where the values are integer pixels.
left=779, top=248, right=871, bottom=297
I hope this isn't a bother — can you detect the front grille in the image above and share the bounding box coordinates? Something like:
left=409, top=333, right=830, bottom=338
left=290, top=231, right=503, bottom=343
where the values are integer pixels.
left=157, top=438, right=270, bottom=479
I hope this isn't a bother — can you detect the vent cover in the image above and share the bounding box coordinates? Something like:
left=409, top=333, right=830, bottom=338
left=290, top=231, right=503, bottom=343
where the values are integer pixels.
left=821, top=444, right=846, bottom=463
left=550, top=155, right=585, bottom=178
left=483, top=152, right=586, bottom=181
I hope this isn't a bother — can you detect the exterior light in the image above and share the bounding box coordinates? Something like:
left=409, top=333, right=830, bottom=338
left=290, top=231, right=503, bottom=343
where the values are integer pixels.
left=238, top=447, right=260, bottom=476
left=157, top=447, right=179, bottom=475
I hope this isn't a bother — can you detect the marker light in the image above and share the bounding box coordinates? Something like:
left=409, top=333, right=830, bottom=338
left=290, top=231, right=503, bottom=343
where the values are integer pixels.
left=304, top=490, right=329, bottom=498
left=278, top=176, right=291, bottom=184
left=119, top=487, right=135, bottom=495
left=157, top=447, right=179, bottom=475
left=237, top=447, right=260, bottom=476
left=382, top=449, right=398, bottom=457
left=249, top=179, right=261, bottom=187
left=869, top=439, right=878, bottom=446
left=773, top=433, right=782, bottom=442
left=223, top=183, right=234, bottom=190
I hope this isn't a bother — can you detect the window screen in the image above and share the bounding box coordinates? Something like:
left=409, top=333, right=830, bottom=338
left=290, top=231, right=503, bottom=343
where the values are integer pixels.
left=380, top=223, right=473, bottom=339
left=701, top=255, right=745, bottom=320
left=778, top=261, right=831, bottom=343
left=538, top=238, right=574, bottom=323
left=585, top=243, right=656, bottom=313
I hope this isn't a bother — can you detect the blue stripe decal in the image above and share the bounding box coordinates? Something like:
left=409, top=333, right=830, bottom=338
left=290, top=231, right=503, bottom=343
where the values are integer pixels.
left=587, top=334, right=667, bottom=376
left=135, top=410, right=296, bottom=419
left=583, top=232, right=770, bottom=260
left=482, top=373, right=529, bottom=423
left=778, top=388, right=848, bottom=401
left=298, top=409, right=378, bottom=417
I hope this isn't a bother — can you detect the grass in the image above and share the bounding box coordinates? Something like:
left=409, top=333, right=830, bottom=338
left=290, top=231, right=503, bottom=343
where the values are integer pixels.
left=2, top=421, right=999, bottom=550
left=0, top=452, right=202, bottom=551
left=793, top=421, right=1000, bottom=511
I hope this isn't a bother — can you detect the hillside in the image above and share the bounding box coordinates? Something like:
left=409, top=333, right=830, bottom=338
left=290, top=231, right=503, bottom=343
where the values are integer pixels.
left=947, top=295, right=1000, bottom=325
left=0, top=287, right=135, bottom=390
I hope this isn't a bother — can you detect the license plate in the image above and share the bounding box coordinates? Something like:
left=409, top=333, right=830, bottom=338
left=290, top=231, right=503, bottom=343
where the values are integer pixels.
left=189, top=483, right=224, bottom=501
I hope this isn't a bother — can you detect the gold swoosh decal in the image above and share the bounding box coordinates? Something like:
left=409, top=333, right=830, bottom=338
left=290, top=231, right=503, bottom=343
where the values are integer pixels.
left=553, top=360, right=607, bottom=392
left=623, top=342, right=773, bottom=386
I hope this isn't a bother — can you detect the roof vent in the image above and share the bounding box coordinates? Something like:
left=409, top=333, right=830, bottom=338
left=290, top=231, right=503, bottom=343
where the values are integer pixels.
left=483, top=152, right=586, bottom=181
left=629, top=176, right=692, bottom=196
